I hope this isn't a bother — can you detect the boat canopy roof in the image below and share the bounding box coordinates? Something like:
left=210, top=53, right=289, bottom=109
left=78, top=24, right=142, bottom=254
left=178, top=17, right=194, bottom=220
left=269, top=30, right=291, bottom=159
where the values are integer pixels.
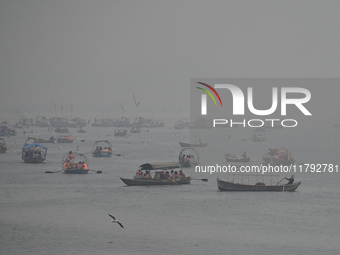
left=23, top=143, right=47, bottom=149
left=139, top=162, right=180, bottom=170
left=94, top=140, right=112, bottom=145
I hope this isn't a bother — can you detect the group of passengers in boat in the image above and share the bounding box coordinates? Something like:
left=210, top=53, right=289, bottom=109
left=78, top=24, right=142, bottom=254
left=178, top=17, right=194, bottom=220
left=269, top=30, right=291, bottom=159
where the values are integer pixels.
left=180, top=154, right=195, bottom=164
left=64, top=151, right=88, bottom=169
left=267, top=148, right=291, bottom=161
left=135, top=169, right=186, bottom=180
left=23, top=145, right=43, bottom=158
left=93, top=146, right=112, bottom=153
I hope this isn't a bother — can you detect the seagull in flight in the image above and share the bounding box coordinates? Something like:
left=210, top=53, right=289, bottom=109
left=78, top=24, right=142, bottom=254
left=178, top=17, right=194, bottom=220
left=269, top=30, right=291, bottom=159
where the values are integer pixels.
left=108, top=214, right=124, bottom=229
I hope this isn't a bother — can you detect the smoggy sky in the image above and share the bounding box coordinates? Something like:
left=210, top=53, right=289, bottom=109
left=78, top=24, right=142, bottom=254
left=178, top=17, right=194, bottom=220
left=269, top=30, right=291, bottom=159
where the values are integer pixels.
left=1, top=0, right=340, bottom=117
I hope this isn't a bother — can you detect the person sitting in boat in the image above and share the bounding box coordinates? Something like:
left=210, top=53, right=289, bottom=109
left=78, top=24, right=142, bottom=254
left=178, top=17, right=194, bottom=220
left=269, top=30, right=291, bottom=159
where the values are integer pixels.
left=136, top=169, right=143, bottom=176
left=268, top=148, right=278, bottom=156
left=170, top=170, right=175, bottom=179
left=64, top=160, right=71, bottom=169
left=81, top=162, right=88, bottom=169
left=173, top=171, right=180, bottom=180
left=159, top=171, right=166, bottom=179
left=165, top=171, right=170, bottom=178
left=242, top=151, right=247, bottom=159
left=179, top=170, right=186, bottom=178
left=284, top=175, right=294, bottom=184
left=153, top=172, right=160, bottom=179
left=144, top=170, right=152, bottom=179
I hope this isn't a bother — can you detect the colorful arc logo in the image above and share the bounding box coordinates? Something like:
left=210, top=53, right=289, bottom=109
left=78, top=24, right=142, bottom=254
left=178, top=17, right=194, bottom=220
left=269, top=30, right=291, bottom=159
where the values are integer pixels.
left=196, top=82, right=223, bottom=106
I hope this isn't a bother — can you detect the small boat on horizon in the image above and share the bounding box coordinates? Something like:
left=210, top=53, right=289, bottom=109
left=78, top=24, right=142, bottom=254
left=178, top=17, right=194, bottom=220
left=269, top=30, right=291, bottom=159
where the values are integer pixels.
left=36, top=136, right=56, bottom=143
left=179, top=141, right=207, bottom=148
left=55, top=127, right=69, bottom=133
left=92, top=140, right=112, bottom=157
left=130, top=126, right=141, bottom=133
left=57, top=135, right=74, bottom=143
left=224, top=153, right=250, bottom=163
left=262, top=148, right=295, bottom=166
left=114, top=129, right=127, bottom=137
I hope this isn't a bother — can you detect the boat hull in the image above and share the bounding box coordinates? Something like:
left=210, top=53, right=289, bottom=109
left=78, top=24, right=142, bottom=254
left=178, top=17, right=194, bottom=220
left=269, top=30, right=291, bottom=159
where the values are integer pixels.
left=120, top=177, right=191, bottom=186
left=179, top=142, right=207, bottom=147
left=225, top=154, right=250, bottom=162
left=92, top=151, right=112, bottom=157
left=23, top=157, right=45, bottom=163
left=63, top=169, right=89, bottom=174
left=57, top=139, right=73, bottom=143
left=217, top=178, right=301, bottom=191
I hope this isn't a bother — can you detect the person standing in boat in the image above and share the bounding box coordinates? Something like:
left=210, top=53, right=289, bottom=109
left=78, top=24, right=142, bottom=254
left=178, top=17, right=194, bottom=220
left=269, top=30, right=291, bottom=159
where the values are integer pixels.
left=284, top=175, right=294, bottom=184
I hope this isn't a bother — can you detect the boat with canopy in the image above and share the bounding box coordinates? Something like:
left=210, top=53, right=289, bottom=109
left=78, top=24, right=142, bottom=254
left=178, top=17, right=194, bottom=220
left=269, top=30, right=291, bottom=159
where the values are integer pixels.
left=92, top=140, right=112, bottom=157
left=120, top=162, right=191, bottom=186
left=22, top=139, right=47, bottom=163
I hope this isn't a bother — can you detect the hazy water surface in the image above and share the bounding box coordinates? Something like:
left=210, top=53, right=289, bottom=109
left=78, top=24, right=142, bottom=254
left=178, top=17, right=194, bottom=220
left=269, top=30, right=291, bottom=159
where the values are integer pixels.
left=0, top=123, right=339, bottom=255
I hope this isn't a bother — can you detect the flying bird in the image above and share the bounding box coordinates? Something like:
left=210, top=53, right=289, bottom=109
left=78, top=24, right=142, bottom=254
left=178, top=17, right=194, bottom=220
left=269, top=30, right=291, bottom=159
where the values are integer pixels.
left=108, top=214, right=124, bottom=229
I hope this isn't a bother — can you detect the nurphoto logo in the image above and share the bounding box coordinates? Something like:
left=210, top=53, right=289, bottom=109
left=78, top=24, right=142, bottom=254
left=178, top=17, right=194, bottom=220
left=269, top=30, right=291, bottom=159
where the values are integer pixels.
left=194, top=81, right=312, bottom=128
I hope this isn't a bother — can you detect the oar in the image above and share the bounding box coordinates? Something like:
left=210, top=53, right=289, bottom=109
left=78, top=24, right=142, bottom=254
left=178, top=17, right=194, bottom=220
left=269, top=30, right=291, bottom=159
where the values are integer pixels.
left=277, top=178, right=286, bottom=184
left=45, top=170, right=63, bottom=174
left=89, top=169, right=102, bottom=174
left=191, top=178, right=208, bottom=182
left=167, top=177, right=178, bottom=184
left=113, top=153, right=121, bottom=156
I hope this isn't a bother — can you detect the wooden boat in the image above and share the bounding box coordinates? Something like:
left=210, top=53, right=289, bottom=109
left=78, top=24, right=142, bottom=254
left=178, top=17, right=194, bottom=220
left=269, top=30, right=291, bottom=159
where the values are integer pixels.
left=37, top=136, right=56, bottom=143
left=179, top=148, right=199, bottom=167
left=77, top=128, right=86, bottom=133
left=217, top=178, right=301, bottom=191
left=22, top=142, right=47, bottom=163
left=262, top=148, right=294, bottom=166
left=0, top=138, right=7, bottom=153
left=92, top=140, right=112, bottom=157
left=120, top=162, right=191, bottom=186
left=252, top=132, right=265, bottom=142
left=179, top=141, right=207, bottom=148
left=64, top=169, right=89, bottom=174
left=62, top=152, right=89, bottom=174
left=57, top=135, right=74, bottom=143
left=120, top=177, right=191, bottom=186
left=130, top=126, right=141, bottom=133
left=55, top=127, right=69, bottom=133
left=224, top=153, right=250, bottom=162
left=114, top=129, right=127, bottom=137
left=174, top=121, right=186, bottom=130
